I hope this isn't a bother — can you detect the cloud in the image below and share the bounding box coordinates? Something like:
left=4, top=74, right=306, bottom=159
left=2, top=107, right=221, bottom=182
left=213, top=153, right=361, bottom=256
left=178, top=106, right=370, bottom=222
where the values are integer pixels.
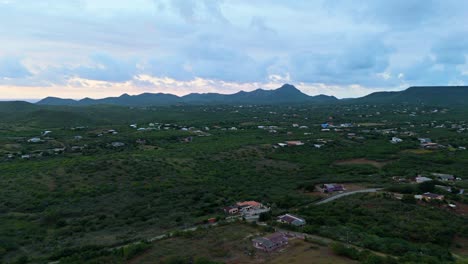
left=2, top=0, right=468, bottom=98
left=0, top=57, right=31, bottom=79
left=289, top=36, right=393, bottom=86
left=74, top=54, right=138, bottom=82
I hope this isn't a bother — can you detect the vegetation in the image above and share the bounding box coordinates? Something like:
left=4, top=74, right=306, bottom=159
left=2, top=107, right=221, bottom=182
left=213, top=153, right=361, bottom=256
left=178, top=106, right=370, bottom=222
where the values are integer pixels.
left=0, top=101, right=467, bottom=263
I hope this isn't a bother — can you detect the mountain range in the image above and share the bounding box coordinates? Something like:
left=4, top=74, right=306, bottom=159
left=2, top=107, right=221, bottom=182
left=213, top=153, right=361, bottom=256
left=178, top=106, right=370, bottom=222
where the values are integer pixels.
left=27, top=84, right=468, bottom=107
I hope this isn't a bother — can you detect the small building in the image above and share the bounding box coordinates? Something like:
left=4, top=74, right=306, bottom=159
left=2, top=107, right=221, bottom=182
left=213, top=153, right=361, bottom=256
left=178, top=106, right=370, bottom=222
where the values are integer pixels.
left=421, top=192, right=444, bottom=201
left=111, top=142, right=125, bottom=148
left=286, top=141, right=304, bottom=146
left=390, top=137, right=403, bottom=144
left=415, top=176, right=432, bottom=183
left=252, top=232, right=288, bottom=252
left=277, top=214, right=306, bottom=226
left=28, top=137, right=42, bottom=143
left=322, top=184, right=345, bottom=193
left=432, top=173, right=455, bottom=181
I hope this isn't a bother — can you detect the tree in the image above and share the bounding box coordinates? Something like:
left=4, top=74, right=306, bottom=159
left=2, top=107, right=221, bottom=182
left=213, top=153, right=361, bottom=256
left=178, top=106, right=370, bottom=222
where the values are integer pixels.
left=402, top=194, right=416, bottom=204
left=418, top=181, right=435, bottom=193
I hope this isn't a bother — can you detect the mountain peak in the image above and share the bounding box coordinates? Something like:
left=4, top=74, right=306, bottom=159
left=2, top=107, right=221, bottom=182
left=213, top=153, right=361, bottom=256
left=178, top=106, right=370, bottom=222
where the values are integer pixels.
left=278, top=83, right=299, bottom=91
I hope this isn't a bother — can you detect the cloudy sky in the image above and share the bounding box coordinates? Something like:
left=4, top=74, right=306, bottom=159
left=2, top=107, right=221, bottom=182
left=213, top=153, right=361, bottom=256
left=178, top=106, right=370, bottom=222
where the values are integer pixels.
left=1, top=0, right=468, bottom=100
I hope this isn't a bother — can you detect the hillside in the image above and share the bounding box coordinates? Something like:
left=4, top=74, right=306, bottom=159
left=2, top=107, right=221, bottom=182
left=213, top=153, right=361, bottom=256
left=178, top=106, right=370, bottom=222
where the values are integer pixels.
left=354, top=86, right=468, bottom=105
left=36, top=84, right=338, bottom=106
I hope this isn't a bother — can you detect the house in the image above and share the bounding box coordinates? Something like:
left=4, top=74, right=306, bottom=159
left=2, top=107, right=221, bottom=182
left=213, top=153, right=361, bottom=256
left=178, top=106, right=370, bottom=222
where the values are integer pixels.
left=238, top=201, right=270, bottom=217
left=111, top=142, right=125, bottom=147
left=390, top=137, right=403, bottom=144
left=422, top=142, right=442, bottom=150
left=421, top=192, right=444, bottom=201
left=223, top=206, right=239, bottom=214
left=286, top=141, right=304, bottom=146
left=432, top=173, right=455, bottom=181
left=223, top=201, right=267, bottom=216
left=27, top=137, right=42, bottom=143
left=42, top=130, right=52, bottom=136
left=277, top=214, right=306, bottom=226
left=418, top=138, right=432, bottom=144
left=181, top=137, right=193, bottom=143
left=415, top=176, right=432, bottom=183
left=322, top=184, right=345, bottom=193
left=130, top=124, right=137, bottom=128
left=252, top=232, right=288, bottom=252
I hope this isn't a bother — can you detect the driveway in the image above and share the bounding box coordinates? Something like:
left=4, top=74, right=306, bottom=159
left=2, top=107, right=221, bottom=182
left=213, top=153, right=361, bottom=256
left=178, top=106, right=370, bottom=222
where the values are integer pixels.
left=315, top=188, right=383, bottom=205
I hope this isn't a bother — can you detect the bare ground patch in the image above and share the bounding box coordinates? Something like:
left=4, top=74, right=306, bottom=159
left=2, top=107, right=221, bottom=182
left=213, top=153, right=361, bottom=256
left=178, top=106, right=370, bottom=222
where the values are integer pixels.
left=333, top=158, right=393, bottom=169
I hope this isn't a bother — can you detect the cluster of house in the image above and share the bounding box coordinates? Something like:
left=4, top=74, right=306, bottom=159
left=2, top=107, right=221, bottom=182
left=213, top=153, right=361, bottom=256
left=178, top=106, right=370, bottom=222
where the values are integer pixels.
left=415, top=192, right=445, bottom=201
left=252, top=214, right=306, bottom=252
left=223, top=201, right=270, bottom=220
left=416, top=173, right=462, bottom=183
left=276, top=141, right=304, bottom=147
left=6, top=147, right=67, bottom=160
left=258, top=125, right=280, bottom=133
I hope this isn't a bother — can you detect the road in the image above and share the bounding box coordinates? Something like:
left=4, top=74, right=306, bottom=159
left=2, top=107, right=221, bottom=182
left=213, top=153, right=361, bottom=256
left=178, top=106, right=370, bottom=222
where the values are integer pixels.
left=315, top=188, right=383, bottom=205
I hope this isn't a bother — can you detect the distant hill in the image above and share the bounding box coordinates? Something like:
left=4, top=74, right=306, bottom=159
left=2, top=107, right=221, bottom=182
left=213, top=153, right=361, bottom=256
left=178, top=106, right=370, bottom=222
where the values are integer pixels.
left=353, top=86, right=468, bottom=105
left=36, top=84, right=338, bottom=106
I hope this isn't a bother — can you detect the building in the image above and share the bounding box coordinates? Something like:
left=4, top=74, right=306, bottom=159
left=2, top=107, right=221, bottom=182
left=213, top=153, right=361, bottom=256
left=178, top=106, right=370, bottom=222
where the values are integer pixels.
left=286, top=141, right=304, bottom=146
left=321, top=184, right=345, bottom=193
left=415, top=176, right=432, bottom=183
left=390, top=137, right=403, bottom=144
left=223, top=201, right=268, bottom=216
left=421, top=192, right=444, bottom=201
left=252, top=232, right=288, bottom=252
left=418, top=138, right=432, bottom=144
left=432, top=173, right=455, bottom=181
left=277, top=214, right=306, bottom=226
left=27, top=137, right=42, bottom=143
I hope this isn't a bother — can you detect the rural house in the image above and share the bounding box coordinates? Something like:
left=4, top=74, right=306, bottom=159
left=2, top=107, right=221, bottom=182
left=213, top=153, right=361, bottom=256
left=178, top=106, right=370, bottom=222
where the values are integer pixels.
left=415, top=176, right=432, bottom=183
left=432, top=173, right=455, bottom=181
left=252, top=232, right=288, bottom=252
left=321, top=184, right=345, bottom=193
left=421, top=192, right=445, bottom=201
left=277, top=214, right=306, bottom=226
left=286, top=141, right=304, bottom=146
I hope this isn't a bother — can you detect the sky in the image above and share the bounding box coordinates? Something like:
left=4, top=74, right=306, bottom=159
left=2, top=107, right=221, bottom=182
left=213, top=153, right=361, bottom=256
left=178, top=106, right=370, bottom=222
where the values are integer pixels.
left=1, top=0, right=468, bottom=100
